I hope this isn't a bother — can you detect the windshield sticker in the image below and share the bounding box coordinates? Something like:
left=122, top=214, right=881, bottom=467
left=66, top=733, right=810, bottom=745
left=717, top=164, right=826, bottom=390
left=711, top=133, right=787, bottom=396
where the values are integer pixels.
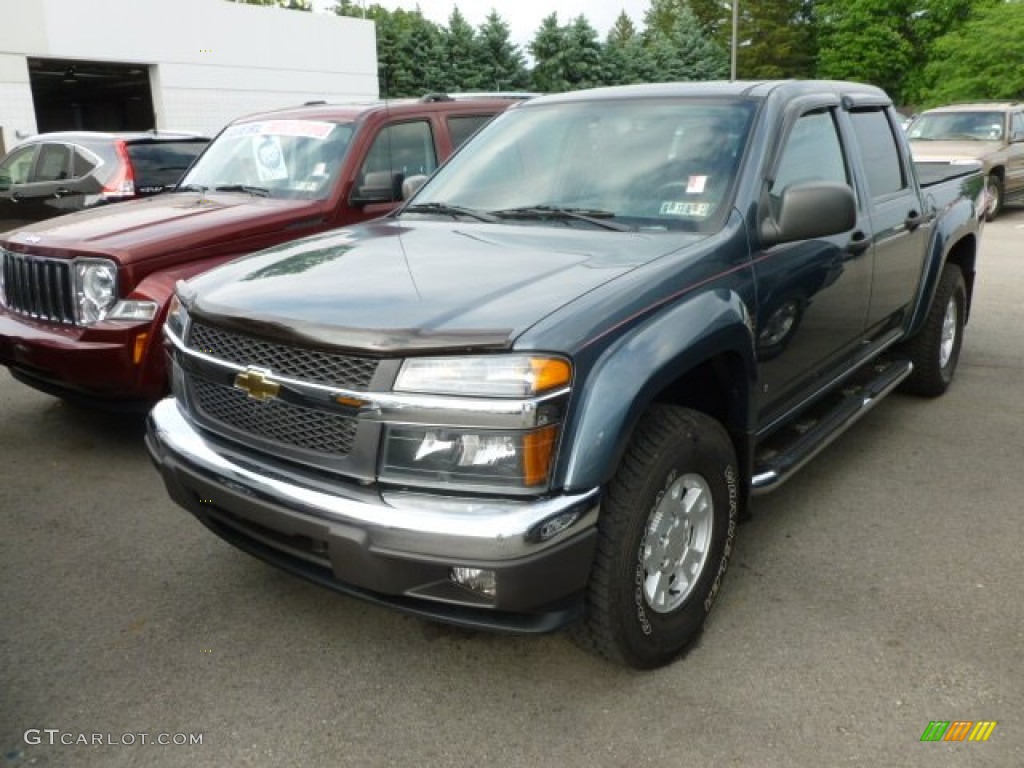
left=225, top=120, right=336, bottom=141
left=686, top=175, right=708, bottom=194
left=660, top=201, right=712, bottom=218
left=253, top=135, right=288, bottom=181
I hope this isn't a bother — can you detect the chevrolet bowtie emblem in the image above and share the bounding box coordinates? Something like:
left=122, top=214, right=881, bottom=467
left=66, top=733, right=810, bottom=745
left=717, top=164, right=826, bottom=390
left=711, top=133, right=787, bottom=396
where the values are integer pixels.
left=234, top=368, right=280, bottom=401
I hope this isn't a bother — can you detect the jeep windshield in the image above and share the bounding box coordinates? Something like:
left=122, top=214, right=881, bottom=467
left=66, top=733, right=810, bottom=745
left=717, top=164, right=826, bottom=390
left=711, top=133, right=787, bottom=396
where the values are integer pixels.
left=404, top=98, right=756, bottom=233
left=907, top=111, right=1005, bottom=142
left=178, top=119, right=354, bottom=200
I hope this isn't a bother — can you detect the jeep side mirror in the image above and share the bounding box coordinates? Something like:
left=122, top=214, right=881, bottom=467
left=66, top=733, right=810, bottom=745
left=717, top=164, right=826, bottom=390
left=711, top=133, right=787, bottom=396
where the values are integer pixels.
left=401, top=174, right=427, bottom=200
left=350, top=171, right=404, bottom=206
left=760, top=181, right=857, bottom=247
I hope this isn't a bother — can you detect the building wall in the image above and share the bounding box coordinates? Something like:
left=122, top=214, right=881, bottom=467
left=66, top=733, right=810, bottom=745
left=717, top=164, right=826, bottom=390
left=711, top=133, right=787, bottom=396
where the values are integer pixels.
left=0, top=0, right=377, bottom=150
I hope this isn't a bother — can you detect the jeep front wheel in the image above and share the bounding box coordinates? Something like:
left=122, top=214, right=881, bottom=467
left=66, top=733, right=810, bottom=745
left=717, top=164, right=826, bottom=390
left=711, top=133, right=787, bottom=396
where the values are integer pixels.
left=573, top=405, right=739, bottom=668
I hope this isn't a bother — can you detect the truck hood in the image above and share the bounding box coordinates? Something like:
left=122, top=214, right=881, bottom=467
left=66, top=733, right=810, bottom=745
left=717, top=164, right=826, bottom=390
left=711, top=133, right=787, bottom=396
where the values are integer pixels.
left=909, top=139, right=1003, bottom=164
left=1, top=192, right=321, bottom=264
left=187, top=219, right=703, bottom=354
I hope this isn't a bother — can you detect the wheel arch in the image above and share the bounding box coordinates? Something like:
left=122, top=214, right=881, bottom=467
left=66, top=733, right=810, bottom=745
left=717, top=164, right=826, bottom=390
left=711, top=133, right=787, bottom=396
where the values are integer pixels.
left=558, top=290, right=756, bottom=497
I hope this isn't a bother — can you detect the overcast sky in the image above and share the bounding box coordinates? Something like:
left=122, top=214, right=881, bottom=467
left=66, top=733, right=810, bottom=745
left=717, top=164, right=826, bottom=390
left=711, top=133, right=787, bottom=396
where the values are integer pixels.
left=313, top=1, right=650, bottom=49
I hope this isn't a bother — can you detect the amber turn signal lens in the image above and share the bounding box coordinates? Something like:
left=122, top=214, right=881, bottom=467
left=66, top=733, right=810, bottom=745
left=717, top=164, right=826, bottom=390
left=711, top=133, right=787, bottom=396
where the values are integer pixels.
left=529, top=358, right=571, bottom=393
left=523, top=425, right=558, bottom=486
left=132, top=332, right=149, bottom=365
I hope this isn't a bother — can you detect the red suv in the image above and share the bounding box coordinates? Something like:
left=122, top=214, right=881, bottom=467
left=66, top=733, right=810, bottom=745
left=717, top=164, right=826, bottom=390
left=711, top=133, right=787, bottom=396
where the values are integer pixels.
left=0, top=131, right=209, bottom=233
left=0, top=95, right=522, bottom=407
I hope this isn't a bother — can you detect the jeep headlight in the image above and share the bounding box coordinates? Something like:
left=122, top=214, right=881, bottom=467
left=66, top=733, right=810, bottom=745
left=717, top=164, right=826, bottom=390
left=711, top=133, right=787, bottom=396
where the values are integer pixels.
left=74, top=259, right=117, bottom=325
left=382, top=355, right=571, bottom=492
left=164, top=293, right=189, bottom=340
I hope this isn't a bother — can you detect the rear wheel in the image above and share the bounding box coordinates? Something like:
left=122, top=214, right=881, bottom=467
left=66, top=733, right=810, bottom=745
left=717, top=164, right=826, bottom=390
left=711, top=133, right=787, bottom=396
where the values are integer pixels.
left=573, top=405, right=739, bottom=668
left=898, top=263, right=965, bottom=397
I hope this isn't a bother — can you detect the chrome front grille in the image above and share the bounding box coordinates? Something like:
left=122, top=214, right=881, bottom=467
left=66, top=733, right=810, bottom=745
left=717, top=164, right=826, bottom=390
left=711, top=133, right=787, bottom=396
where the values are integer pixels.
left=188, top=322, right=378, bottom=389
left=191, top=377, right=358, bottom=455
left=1, top=250, right=76, bottom=324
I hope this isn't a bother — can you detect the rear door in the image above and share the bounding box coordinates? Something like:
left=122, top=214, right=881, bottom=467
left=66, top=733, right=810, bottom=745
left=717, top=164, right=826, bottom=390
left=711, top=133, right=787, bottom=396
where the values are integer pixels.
left=1007, top=109, right=1024, bottom=200
left=845, top=106, right=928, bottom=328
left=3, top=143, right=71, bottom=227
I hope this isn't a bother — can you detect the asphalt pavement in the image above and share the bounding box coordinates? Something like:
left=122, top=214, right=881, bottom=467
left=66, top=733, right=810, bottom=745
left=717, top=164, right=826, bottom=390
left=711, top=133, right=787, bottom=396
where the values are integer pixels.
left=1, top=208, right=1022, bottom=767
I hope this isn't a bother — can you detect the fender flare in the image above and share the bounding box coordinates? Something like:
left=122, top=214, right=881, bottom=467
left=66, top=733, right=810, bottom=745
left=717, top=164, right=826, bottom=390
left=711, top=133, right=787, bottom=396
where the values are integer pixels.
left=559, top=289, right=757, bottom=491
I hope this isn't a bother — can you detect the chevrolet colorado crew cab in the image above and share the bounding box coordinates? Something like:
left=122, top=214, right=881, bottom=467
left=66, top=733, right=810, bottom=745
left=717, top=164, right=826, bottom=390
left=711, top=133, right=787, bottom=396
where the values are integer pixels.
left=146, top=81, right=985, bottom=668
left=0, top=95, right=519, bottom=407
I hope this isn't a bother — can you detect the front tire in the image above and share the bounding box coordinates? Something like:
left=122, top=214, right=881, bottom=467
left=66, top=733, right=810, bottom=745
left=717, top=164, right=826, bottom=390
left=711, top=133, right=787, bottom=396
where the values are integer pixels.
left=573, top=406, right=739, bottom=668
left=985, top=174, right=1003, bottom=221
left=898, top=263, right=966, bottom=397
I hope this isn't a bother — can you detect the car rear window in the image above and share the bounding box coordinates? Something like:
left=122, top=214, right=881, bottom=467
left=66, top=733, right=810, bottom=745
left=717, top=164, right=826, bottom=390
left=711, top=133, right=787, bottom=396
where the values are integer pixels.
left=127, top=140, right=208, bottom=192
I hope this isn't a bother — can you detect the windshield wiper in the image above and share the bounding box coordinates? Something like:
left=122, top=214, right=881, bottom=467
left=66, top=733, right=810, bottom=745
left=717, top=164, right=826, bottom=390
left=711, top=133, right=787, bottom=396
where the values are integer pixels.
left=213, top=184, right=271, bottom=197
left=491, top=205, right=633, bottom=232
left=177, top=183, right=208, bottom=193
left=402, top=202, right=500, bottom=223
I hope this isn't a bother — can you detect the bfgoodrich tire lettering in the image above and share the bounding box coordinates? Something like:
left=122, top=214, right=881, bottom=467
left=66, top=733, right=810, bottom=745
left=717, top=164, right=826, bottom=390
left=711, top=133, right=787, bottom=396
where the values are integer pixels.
left=572, top=405, right=739, bottom=668
left=898, top=263, right=966, bottom=397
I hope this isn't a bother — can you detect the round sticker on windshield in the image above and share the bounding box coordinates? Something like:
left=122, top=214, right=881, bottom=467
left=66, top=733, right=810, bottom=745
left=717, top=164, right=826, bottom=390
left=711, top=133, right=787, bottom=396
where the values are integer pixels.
left=253, top=135, right=288, bottom=181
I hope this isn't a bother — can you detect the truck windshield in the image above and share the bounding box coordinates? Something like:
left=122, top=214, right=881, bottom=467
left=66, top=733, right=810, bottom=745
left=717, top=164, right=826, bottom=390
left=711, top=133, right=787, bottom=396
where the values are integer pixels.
left=406, top=98, right=756, bottom=233
left=179, top=120, right=354, bottom=200
left=907, top=111, right=1004, bottom=142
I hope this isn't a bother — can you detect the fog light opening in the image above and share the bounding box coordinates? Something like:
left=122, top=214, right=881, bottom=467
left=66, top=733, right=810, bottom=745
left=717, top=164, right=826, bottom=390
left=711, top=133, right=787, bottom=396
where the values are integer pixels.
left=450, top=567, right=497, bottom=598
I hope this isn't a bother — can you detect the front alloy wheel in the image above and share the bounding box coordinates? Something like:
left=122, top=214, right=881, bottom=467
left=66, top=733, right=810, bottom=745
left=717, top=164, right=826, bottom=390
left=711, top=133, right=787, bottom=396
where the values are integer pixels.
left=573, top=405, right=739, bottom=668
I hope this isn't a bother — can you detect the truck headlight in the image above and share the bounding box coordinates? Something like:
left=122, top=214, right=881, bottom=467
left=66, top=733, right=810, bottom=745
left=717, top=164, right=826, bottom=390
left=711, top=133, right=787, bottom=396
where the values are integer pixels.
left=383, top=354, right=571, bottom=492
left=73, top=259, right=117, bottom=325
left=381, top=424, right=559, bottom=491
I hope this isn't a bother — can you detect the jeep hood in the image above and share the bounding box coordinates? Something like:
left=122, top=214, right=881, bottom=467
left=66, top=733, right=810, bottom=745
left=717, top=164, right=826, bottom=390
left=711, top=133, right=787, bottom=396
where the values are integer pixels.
left=909, top=139, right=1002, bottom=165
left=186, top=219, right=703, bottom=353
left=0, top=192, right=321, bottom=264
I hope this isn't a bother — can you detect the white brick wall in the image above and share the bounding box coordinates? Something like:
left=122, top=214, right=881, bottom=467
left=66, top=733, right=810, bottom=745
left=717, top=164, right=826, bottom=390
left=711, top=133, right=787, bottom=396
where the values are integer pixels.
left=0, top=54, right=36, bottom=153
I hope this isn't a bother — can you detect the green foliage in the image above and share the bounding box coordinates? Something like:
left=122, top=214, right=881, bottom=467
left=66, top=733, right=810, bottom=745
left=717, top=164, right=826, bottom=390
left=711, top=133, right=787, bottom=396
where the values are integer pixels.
left=477, top=11, right=531, bottom=91
left=646, top=2, right=729, bottom=81
left=229, top=0, right=311, bottom=9
left=918, top=1, right=1024, bottom=105
left=321, top=0, right=1015, bottom=105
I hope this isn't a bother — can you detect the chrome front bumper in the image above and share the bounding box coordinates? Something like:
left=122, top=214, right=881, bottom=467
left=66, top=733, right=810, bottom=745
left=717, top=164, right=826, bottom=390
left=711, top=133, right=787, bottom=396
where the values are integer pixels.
left=145, top=398, right=600, bottom=626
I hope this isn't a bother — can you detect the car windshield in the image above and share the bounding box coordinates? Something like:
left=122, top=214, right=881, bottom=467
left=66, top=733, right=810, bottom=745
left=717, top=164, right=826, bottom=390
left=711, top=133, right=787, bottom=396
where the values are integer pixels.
left=907, top=111, right=1004, bottom=142
left=404, top=98, right=756, bottom=233
left=179, top=119, right=354, bottom=200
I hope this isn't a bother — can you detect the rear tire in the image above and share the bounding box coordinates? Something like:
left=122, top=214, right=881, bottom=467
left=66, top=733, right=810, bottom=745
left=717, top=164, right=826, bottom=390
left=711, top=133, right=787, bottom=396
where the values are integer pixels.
left=572, top=405, right=739, bottom=668
left=898, top=263, right=965, bottom=397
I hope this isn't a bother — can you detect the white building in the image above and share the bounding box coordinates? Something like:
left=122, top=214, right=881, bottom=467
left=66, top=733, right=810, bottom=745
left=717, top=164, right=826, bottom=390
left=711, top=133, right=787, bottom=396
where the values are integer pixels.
left=0, top=0, right=378, bottom=153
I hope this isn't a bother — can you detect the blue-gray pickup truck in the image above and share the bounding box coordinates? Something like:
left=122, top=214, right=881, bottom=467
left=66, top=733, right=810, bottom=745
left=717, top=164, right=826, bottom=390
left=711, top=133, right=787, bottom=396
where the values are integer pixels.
left=146, top=81, right=986, bottom=668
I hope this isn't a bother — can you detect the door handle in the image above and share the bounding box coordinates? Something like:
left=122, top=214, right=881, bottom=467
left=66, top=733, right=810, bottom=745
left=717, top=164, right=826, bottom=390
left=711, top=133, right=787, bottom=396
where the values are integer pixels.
left=54, top=187, right=71, bottom=198
left=847, top=231, right=871, bottom=254
left=904, top=210, right=924, bottom=230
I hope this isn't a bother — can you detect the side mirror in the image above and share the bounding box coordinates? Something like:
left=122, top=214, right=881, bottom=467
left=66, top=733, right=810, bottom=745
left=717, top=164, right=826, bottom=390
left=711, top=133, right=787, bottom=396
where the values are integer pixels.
left=760, top=181, right=856, bottom=247
left=401, top=174, right=427, bottom=200
left=349, top=170, right=404, bottom=206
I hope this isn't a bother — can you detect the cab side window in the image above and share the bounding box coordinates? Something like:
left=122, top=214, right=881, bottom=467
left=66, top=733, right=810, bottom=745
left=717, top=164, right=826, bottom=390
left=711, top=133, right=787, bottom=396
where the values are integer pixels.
left=0, top=145, right=39, bottom=186
left=447, top=115, right=494, bottom=151
left=770, top=110, right=850, bottom=215
left=32, top=144, right=71, bottom=182
left=357, top=121, right=437, bottom=201
left=1011, top=111, right=1024, bottom=140
left=850, top=110, right=907, bottom=199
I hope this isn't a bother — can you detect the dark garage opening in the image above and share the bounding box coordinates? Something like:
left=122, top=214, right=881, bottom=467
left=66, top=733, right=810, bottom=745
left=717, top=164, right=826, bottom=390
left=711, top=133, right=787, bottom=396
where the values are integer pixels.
left=28, top=57, right=156, bottom=133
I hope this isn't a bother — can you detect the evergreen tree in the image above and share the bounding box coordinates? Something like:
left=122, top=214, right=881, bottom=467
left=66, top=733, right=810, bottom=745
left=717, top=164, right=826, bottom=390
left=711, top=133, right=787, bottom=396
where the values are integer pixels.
left=647, top=2, right=728, bottom=81
left=736, top=0, right=816, bottom=79
left=442, top=7, right=484, bottom=91
left=607, top=11, right=639, bottom=46
left=602, top=13, right=658, bottom=85
left=229, top=0, right=312, bottom=8
left=477, top=11, right=531, bottom=91
left=562, top=15, right=605, bottom=90
left=530, top=14, right=572, bottom=93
